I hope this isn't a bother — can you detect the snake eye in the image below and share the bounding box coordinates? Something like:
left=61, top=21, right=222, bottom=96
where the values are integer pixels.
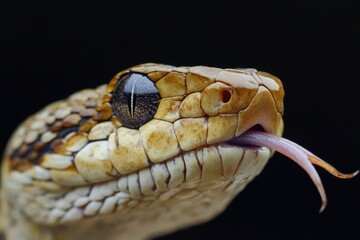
left=112, top=73, right=160, bottom=129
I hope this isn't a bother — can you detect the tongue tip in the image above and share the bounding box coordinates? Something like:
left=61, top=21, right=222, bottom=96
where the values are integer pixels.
left=333, top=169, right=359, bottom=179
left=319, top=201, right=327, bottom=213
left=308, top=156, right=359, bottom=179
left=350, top=170, right=359, bottom=178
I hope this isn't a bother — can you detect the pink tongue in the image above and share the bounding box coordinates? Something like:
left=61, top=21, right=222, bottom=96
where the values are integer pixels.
left=234, top=130, right=358, bottom=213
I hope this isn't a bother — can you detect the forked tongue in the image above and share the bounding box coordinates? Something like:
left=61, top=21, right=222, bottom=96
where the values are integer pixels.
left=233, top=130, right=358, bottom=213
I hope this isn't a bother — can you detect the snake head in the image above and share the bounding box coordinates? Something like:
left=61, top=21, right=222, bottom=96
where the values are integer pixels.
left=2, top=63, right=356, bottom=240
left=91, top=64, right=285, bottom=175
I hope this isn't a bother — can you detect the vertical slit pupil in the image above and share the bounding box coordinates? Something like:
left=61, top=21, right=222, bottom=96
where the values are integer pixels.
left=126, top=92, right=132, bottom=117
left=129, top=80, right=137, bottom=118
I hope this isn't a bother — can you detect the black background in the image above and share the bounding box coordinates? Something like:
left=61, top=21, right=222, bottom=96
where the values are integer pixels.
left=0, top=1, right=359, bottom=239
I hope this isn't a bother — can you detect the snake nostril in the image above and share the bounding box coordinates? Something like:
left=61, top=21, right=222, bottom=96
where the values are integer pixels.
left=222, top=90, right=231, bottom=103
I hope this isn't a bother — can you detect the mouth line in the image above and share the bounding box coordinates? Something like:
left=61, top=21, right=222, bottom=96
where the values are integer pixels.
left=227, top=124, right=268, bottom=149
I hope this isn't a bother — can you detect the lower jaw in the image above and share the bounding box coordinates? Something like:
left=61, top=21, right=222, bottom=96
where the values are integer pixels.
left=22, top=143, right=271, bottom=227
left=24, top=144, right=272, bottom=240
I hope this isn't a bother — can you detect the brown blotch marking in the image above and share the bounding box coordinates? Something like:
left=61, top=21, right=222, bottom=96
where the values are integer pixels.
left=51, top=121, right=63, bottom=132
left=18, top=145, right=29, bottom=157
left=10, top=158, right=34, bottom=171
left=80, top=108, right=97, bottom=117
left=62, top=114, right=81, bottom=127
left=79, top=119, right=98, bottom=132
left=28, top=151, right=38, bottom=161
left=51, top=139, right=68, bottom=155
left=34, top=141, right=46, bottom=152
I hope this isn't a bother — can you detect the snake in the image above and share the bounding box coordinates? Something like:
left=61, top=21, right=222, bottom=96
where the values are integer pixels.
left=0, top=63, right=357, bottom=240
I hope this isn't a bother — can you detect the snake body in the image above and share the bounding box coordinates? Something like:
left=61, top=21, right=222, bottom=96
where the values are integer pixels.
left=0, top=64, right=354, bottom=240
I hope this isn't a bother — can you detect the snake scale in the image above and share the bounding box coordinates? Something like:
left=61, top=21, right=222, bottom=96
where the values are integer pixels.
left=0, top=64, right=356, bottom=240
